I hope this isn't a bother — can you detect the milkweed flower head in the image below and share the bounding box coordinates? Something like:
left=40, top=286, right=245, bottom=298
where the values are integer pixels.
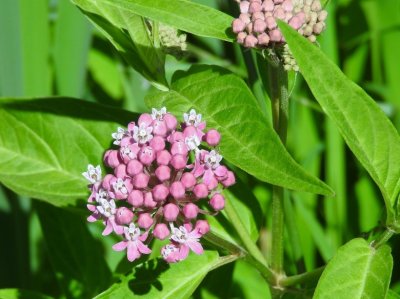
left=83, top=108, right=235, bottom=263
left=232, top=0, right=327, bottom=71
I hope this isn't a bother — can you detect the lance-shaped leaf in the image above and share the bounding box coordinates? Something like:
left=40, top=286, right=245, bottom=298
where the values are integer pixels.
left=146, top=65, right=333, bottom=195
left=0, top=98, right=137, bottom=206
left=314, top=238, right=393, bottom=299
left=280, top=22, right=400, bottom=217
left=71, top=0, right=168, bottom=89
left=71, top=0, right=234, bottom=42
left=36, top=202, right=112, bottom=298
left=95, top=251, right=230, bottom=298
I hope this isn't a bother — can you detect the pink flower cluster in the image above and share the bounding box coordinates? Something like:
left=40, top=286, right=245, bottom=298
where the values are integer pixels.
left=232, top=0, right=327, bottom=48
left=83, top=108, right=235, bottom=263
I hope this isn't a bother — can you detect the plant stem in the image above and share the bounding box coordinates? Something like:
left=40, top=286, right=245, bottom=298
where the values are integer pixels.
left=371, top=228, right=395, bottom=249
left=224, top=199, right=275, bottom=282
left=279, top=266, right=325, bottom=287
left=267, top=52, right=289, bottom=276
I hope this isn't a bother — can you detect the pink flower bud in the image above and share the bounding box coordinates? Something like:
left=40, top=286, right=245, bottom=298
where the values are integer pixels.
left=150, top=136, right=165, bottom=152
left=138, top=113, right=152, bottom=126
left=266, top=16, right=277, bottom=29
left=262, top=0, right=274, bottom=11
left=155, top=165, right=171, bottom=182
left=289, top=16, right=303, bottom=30
left=152, top=120, right=167, bottom=137
left=168, top=131, right=184, bottom=143
left=249, top=1, right=262, bottom=13
left=102, top=174, right=114, bottom=190
left=206, top=176, right=219, bottom=190
left=195, top=220, right=210, bottom=235
left=251, top=12, right=265, bottom=21
left=171, top=154, right=187, bottom=170
left=170, top=181, right=185, bottom=199
left=171, top=141, right=188, bottom=156
left=144, top=192, right=157, bottom=208
left=133, top=173, right=150, bottom=189
left=239, top=13, right=251, bottom=25
left=153, top=184, right=169, bottom=201
left=127, top=190, right=144, bottom=207
left=126, top=159, right=143, bottom=176
left=273, top=7, right=286, bottom=20
left=269, top=29, right=283, bottom=42
left=237, top=32, right=247, bottom=44
left=157, top=150, right=172, bottom=165
left=193, top=183, right=209, bottom=199
left=114, top=164, right=127, bottom=178
left=318, top=10, right=328, bottom=22
left=222, top=171, right=236, bottom=187
left=253, top=19, right=267, bottom=33
left=115, top=207, right=134, bottom=225
left=138, top=213, right=153, bottom=229
left=139, top=146, right=155, bottom=166
left=282, top=0, right=293, bottom=12
left=313, top=22, right=325, bottom=34
left=210, top=193, right=225, bottom=210
left=163, top=114, right=178, bottom=131
left=183, top=203, right=199, bottom=219
left=232, top=18, right=246, bottom=33
left=244, top=35, right=258, bottom=48
left=104, top=150, right=121, bottom=168
left=153, top=223, right=170, bottom=240
left=258, top=33, right=270, bottom=45
left=181, top=172, right=196, bottom=189
left=240, top=1, right=250, bottom=13
left=163, top=203, right=180, bottom=221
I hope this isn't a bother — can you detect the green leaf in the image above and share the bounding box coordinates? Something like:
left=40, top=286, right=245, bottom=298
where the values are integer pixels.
left=280, top=22, right=400, bottom=215
left=71, top=0, right=168, bottom=89
left=387, top=290, right=400, bottom=299
left=0, top=289, right=53, bottom=299
left=72, top=0, right=234, bottom=42
left=0, top=97, right=137, bottom=206
left=36, top=202, right=112, bottom=298
left=207, top=180, right=262, bottom=246
left=313, top=238, right=393, bottom=299
left=146, top=65, right=333, bottom=195
left=95, top=251, right=223, bottom=298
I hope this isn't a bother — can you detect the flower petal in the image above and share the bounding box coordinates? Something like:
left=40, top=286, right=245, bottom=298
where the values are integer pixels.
left=112, top=241, right=128, bottom=251
left=127, top=242, right=140, bottom=262
left=188, top=240, right=204, bottom=255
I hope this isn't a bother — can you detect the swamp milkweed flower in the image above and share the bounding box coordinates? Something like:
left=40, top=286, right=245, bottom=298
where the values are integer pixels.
left=83, top=108, right=235, bottom=263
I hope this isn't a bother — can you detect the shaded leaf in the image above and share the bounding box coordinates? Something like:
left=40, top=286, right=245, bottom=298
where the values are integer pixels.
left=72, top=0, right=167, bottom=88
left=146, top=65, right=333, bottom=195
left=0, top=98, right=137, bottom=206
left=95, top=251, right=223, bottom=299
left=36, top=202, right=112, bottom=298
left=314, top=238, right=393, bottom=299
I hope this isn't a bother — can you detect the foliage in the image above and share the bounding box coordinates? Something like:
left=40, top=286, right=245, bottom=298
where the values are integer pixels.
left=1, top=0, right=400, bottom=298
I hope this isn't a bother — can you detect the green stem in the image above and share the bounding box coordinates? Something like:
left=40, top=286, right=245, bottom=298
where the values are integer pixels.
left=267, top=52, right=289, bottom=276
left=371, top=228, right=395, bottom=249
left=279, top=266, right=325, bottom=287
left=224, top=199, right=275, bottom=282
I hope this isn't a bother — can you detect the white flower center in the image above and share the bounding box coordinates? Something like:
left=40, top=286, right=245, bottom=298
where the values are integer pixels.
left=134, top=124, right=153, bottom=144
left=152, top=107, right=167, bottom=120
left=97, top=199, right=116, bottom=217
left=124, top=223, right=140, bottom=241
left=185, top=135, right=200, bottom=151
left=113, top=178, right=128, bottom=194
left=162, top=244, right=178, bottom=258
left=171, top=226, right=189, bottom=244
left=112, top=127, right=126, bottom=145
left=82, top=164, right=102, bottom=184
left=95, top=189, right=108, bottom=202
left=205, top=150, right=222, bottom=170
left=184, top=109, right=202, bottom=127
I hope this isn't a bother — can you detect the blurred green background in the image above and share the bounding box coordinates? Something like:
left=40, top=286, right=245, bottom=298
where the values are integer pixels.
left=1, top=0, right=400, bottom=298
